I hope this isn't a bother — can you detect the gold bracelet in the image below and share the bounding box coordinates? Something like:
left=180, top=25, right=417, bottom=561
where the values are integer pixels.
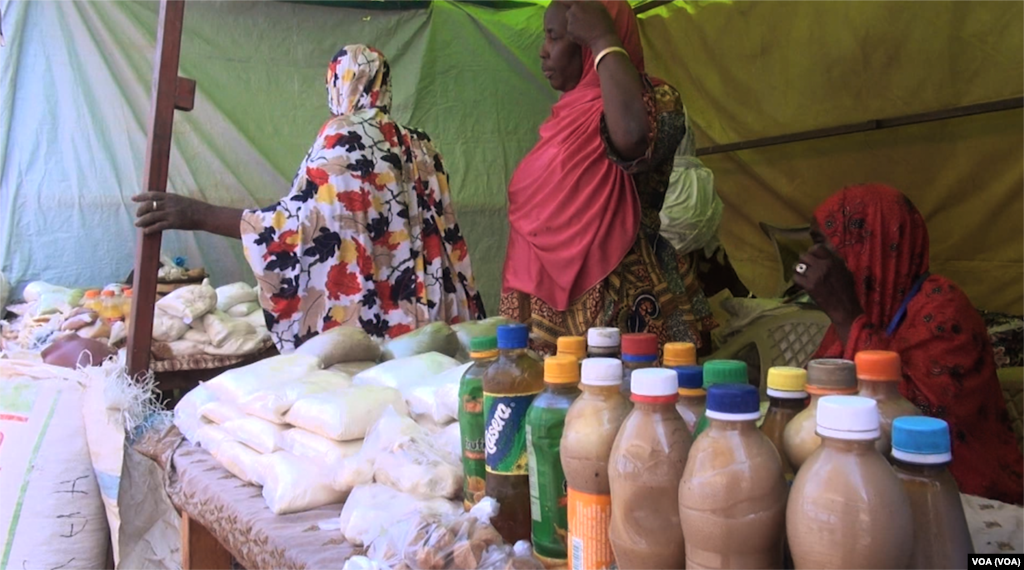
left=594, top=46, right=629, bottom=72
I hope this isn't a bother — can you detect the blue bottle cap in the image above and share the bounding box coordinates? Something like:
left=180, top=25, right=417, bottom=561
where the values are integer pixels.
left=496, top=324, right=529, bottom=350
left=891, top=416, right=952, bottom=464
left=705, top=384, right=760, bottom=420
left=673, top=366, right=703, bottom=390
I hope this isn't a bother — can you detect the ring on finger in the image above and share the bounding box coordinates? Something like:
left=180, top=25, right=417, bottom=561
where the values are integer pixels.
left=153, top=200, right=158, bottom=211
left=795, top=263, right=808, bottom=275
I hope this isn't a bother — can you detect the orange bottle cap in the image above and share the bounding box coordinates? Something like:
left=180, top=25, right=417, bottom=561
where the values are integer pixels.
left=663, top=342, right=696, bottom=366
left=101, top=290, right=115, bottom=297
left=124, top=289, right=133, bottom=297
left=556, top=336, right=587, bottom=361
left=545, top=354, right=580, bottom=383
left=84, top=290, right=101, bottom=298
left=855, top=350, right=902, bottom=382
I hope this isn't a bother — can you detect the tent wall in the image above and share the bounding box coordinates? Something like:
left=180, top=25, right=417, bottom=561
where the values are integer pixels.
left=641, top=0, right=1024, bottom=314
left=0, top=0, right=554, bottom=313
left=2, top=0, right=1021, bottom=315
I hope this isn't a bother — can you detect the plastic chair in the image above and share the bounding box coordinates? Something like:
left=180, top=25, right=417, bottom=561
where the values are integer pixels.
left=702, top=309, right=831, bottom=400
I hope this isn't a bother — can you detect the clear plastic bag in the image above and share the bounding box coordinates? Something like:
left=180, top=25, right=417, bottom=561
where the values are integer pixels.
left=281, top=428, right=362, bottom=467
left=285, top=385, right=407, bottom=442
left=403, top=362, right=472, bottom=425
left=238, top=369, right=352, bottom=423
left=334, top=407, right=461, bottom=498
left=258, top=451, right=347, bottom=515
left=199, top=401, right=247, bottom=425
left=354, top=353, right=462, bottom=389
left=363, top=497, right=543, bottom=570
left=222, top=416, right=287, bottom=454
left=204, top=353, right=322, bottom=404
left=338, top=484, right=462, bottom=547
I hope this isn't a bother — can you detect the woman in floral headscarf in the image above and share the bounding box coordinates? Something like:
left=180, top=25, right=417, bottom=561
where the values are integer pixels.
left=797, top=183, right=1022, bottom=504
left=135, top=46, right=485, bottom=350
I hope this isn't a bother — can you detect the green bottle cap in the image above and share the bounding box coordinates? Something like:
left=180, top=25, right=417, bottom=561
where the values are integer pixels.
left=702, top=360, right=748, bottom=388
left=469, top=336, right=498, bottom=352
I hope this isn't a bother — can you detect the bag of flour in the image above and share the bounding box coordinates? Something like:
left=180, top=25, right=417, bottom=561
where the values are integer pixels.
left=294, top=326, right=381, bottom=368
left=210, top=440, right=264, bottom=485
left=222, top=416, right=287, bottom=454
left=238, top=369, right=352, bottom=423
left=215, top=282, right=258, bottom=313
left=380, top=322, right=461, bottom=361
left=354, top=352, right=462, bottom=389
left=199, top=401, right=247, bottom=425
left=258, top=451, right=348, bottom=515
left=281, top=428, right=363, bottom=467
left=156, top=280, right=217, bottom=324
left=284, top=385, right=407, bottom=441
left=204, top=354, right=321, bottom=404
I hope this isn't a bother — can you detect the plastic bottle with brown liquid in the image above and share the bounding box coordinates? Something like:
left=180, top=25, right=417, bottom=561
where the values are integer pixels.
left=558, top=336, right=587, bottom=364
left=620, top=333, right=658, bottom=399
left=561, top=358, right=631, bottom=570
left=672, top=366, right=704, bottom=433
left=587, top=328, right=620, bottom=359
left=787, top=396, right=913, bottom=569
left=855, top=350, right=921, bottom=457
left=608, top=368, right=691, bottom=570
left=459, top=336, right=499, bottom=509
left=526, top=354, right=581, bottom=565
left=484, top=324, right=544, bottom=543
left=760, top=366, right=808, bottom=482
left=782, top=359, right=857, bottom=471
left=891, top=416, right=973, bottom=569
left=680, top=384, right=788, bottom=569
left=662, top=342, right=696, bottom=368
left=691, top=360, right=748, bottom=437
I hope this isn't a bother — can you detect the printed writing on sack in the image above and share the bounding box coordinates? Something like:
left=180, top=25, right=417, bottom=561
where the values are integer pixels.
left=485, top=403, right=512, bottom=455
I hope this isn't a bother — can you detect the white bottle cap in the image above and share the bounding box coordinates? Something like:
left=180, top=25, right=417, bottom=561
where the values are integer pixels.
left=587, top=327, right=620, bottom=349
left=816, top=395, right=881, bottom=441
left=630, top=368, right=679, bottom=398
left=581, top=358, right=622, bottom=387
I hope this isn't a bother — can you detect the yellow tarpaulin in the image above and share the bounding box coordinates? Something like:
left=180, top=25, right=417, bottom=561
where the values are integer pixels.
left=641, top=0, right=1023, bottom=313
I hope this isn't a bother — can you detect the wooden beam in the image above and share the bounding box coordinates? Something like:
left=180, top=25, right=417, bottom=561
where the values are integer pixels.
left=127, top=0, right=191, bottom=380
left=696, top=97, right=1024, bottom=156
left=181, top=512, right=233, bottom=570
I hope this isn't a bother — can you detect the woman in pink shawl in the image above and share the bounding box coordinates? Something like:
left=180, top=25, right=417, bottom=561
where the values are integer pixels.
left=499, top=1, right=716, bottom=354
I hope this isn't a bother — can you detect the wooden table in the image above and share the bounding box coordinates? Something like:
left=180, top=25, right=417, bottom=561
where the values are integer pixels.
left=156, top=434, right=1022, bottom=570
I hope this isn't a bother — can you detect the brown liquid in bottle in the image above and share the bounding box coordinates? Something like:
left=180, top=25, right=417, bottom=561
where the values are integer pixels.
left=608, top=369, right=691, bottom=570
left=855, top=350, right=921, bottom=457
left=561, top=358, right=630, bottom=570
left=761, top=397, right=806, bottom=481
left=787, top=396, right=913, bottom=569
left=680, top=384, right=787, bottom=570
left=483, top=325, right=544, bottom=543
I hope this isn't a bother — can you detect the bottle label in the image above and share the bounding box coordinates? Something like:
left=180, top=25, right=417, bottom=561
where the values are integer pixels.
left=568, top=488, right=616, bottom=570
left=483, top=391, right=537, bottom=475
left=459, top=374, right=486, bottom=508
left=526, top=414, right=570, bottom=559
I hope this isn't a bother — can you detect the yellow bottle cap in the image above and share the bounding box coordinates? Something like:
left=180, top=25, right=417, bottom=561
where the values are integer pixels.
left=663, top=342, right=697, bottom=367
left=766, top=366, right=808, bottom=392
left=545, top=354, right=580, bottom=384
left=556, top=336, right=587, bottom=361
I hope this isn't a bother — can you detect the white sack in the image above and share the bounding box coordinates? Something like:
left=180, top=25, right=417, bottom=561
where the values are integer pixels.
left=258, top=451, right=348, bottom=515
left=156, top=280, right=217, bottom=324
left=202, top=310, right=258, bottom=348
left=281, top=428, right=363, bottom=467
left=173, top=384, right=217, bottom=443
left=402, top=362, right=472, bottom=425
left=195, top=424, right=235, bottom=453
left=215, top=282, right=258, bottom=312
left=354, top=352, right=462, bottom=389
left=285, top=385, right=407, bottom=442
left=227, top=301, right=260, bottom=318
left=204, top=354, right=322, bottom=404
left=238, top=369, right=352, bottom=423
left=222, top=416, right=287, bottom=454
left=210, top=440, right=264, bottom=486
left=329, top=361, right=378, bottom=376
left=152, top=311, right=189, bottom=342
left=199, top=401, right=247, bottom=425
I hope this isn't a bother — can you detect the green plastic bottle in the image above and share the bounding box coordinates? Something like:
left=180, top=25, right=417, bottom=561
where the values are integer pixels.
left=526, top=354, right=581, bottom=565
left=459, top=335, right=498, bottom=510
left=691, top=360, right=749, bottom=437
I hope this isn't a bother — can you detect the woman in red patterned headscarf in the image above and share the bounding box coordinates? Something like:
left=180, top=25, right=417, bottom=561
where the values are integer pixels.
left=796, top=183, right=1022, bottom=504
left=500, top=1, right=717, bottom=354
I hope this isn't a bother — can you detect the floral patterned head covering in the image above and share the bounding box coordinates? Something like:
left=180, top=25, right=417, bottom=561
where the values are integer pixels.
left=326, top=44, right=392, bottom=116
left=814, top=183, right=930, bottom=329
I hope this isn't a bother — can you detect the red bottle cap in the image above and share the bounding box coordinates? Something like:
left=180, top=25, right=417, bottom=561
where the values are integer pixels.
left=621, top=333, right=658, bottom=357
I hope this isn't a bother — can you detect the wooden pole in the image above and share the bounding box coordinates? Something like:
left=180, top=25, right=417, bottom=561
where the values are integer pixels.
left=127, top=0, right=195, bottom=379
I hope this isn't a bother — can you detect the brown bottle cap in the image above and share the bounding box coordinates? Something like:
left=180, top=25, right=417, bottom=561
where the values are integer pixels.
left=806, top=359, right=857, bottom=393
